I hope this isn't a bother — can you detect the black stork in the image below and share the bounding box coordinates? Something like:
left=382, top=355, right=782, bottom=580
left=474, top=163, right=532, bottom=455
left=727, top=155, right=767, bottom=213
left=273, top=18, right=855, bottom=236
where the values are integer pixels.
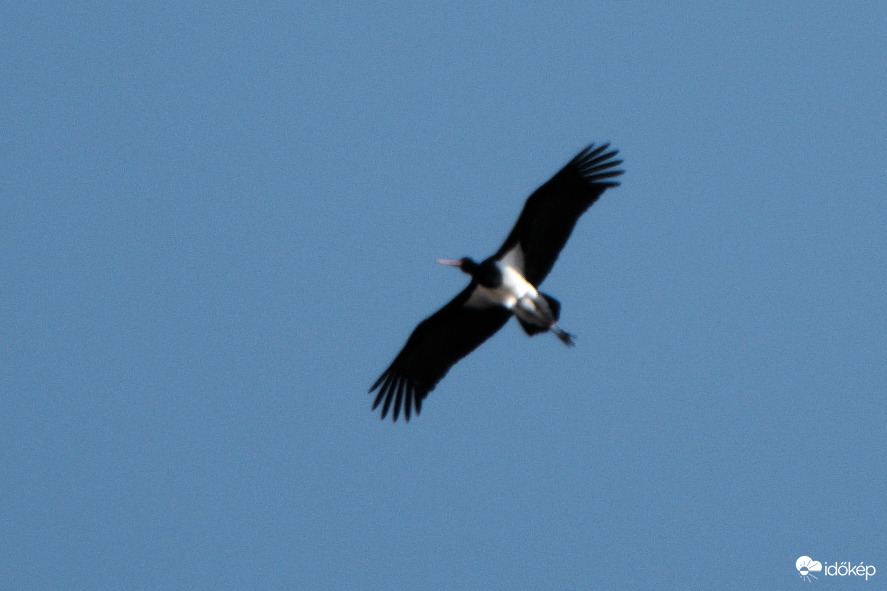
left=369, top=143, right=623, bottom=421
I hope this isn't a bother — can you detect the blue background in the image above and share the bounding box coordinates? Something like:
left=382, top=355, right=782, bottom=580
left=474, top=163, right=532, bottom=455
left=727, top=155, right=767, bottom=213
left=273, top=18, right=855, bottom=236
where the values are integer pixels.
left=3, top=2, right=884, bottom=589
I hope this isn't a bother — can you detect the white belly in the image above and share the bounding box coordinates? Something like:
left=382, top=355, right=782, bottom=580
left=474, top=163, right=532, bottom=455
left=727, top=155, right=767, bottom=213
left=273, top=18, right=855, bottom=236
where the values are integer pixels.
left=465, top=265, right=538, bottom=309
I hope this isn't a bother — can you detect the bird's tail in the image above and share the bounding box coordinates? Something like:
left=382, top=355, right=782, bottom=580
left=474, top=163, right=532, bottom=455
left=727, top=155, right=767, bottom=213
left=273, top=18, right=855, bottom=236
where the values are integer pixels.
left=552, top=326, right=575, bottom=347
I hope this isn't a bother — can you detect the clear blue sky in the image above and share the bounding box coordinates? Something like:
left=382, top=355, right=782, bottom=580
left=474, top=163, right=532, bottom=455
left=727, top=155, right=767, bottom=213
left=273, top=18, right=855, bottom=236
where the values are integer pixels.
left=2, top=2, right=885, bottom=589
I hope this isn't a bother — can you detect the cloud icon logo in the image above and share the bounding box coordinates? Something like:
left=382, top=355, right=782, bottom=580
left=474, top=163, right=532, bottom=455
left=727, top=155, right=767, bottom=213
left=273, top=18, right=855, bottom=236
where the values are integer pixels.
left=796, top=556, right=823, bottom=581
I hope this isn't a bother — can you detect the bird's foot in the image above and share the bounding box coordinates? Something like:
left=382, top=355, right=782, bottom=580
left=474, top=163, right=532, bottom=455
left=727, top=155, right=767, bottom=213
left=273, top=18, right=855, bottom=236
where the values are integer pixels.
left=553, top=326, right=576, bottom=347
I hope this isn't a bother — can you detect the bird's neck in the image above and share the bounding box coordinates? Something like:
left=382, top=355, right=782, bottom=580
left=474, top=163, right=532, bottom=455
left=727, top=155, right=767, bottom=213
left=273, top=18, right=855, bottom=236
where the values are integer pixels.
left=472, top=260, right=503, bottom=288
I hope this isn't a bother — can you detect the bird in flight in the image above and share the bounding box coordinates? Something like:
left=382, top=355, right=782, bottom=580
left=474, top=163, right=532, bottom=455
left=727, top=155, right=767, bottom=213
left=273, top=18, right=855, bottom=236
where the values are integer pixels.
left=369, top=143, right=624, bottom=421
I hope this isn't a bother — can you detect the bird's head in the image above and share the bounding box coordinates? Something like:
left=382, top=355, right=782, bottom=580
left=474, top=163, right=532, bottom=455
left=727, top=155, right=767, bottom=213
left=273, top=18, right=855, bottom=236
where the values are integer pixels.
left=436, top=257, right=502, bottom=287
left=436, top=257, right=478, bottom=275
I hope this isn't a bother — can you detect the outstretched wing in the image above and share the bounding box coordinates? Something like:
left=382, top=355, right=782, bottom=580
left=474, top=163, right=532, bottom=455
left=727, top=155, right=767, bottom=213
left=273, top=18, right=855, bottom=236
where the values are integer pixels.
left=369, top=285, right=511, bottom=422
left=494, top=143, right=623, bottom=286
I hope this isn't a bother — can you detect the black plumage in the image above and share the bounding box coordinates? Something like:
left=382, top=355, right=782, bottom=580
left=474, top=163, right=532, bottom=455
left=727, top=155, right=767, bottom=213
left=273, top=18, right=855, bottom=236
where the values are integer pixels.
left=493, top=143, right=623, bottom=285
left=370, top=143, right=623, bottom=421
